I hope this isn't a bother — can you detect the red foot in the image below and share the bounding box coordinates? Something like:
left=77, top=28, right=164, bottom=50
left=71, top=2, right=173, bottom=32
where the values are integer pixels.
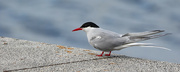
left=105, top=51, right=111, bottom=56
left=96, top=51, right=104, bottom=56
left=105, top=54, right=110, bottom=56
left=96, top=55, right=103, bottom=56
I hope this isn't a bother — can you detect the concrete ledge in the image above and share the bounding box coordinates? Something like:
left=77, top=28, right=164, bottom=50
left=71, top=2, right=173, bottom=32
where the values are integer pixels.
left=0, top=37, right=180, bottom=72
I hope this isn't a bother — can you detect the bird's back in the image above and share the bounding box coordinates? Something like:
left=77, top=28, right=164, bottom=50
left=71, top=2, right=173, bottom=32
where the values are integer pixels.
left=87, top=28, right=127, bottom=51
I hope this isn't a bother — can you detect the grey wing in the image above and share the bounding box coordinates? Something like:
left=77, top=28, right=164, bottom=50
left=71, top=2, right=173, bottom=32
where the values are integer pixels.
left=122, top=30, right=171, bottom=43
left=112, top=30, right=171, bottom=51
left=90, top=31, right=126, bottom=51
left=122, top=30, right=164, bottom=37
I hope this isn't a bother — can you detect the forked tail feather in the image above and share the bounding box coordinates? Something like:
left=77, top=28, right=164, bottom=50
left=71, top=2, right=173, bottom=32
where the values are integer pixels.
left=114, top=43, right=171, bottom=51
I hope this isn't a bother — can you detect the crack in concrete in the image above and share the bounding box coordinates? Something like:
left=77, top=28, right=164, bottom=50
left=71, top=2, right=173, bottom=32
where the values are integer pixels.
left=3, top=56, right=121, bottom=72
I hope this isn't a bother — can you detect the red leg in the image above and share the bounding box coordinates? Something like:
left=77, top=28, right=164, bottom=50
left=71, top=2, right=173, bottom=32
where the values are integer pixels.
left=96, top=51, right=104, bottom=56
left=105, top=51, right=111, bottom=56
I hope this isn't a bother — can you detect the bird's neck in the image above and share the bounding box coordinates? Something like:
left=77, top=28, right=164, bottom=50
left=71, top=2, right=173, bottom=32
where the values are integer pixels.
left=82, top=27, right=99, bottom=33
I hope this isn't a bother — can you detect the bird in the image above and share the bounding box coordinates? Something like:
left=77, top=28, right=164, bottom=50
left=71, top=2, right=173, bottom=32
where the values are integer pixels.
left=72, top=22, right=171, bottom=56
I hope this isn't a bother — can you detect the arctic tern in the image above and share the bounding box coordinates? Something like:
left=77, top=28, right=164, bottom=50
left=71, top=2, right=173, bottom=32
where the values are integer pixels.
left=72, top=22, right=171, bottom=56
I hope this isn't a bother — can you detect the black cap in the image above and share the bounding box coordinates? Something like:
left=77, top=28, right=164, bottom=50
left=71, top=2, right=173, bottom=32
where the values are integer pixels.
left=80, top=22, right=99, bottom=28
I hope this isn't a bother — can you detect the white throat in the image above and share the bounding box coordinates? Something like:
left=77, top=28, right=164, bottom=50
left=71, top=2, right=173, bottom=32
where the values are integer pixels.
left=82, top=27, right=97, bottom=33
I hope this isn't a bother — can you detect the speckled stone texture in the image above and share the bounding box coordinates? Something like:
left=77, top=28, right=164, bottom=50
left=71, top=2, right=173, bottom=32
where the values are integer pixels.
left=0, top=37, right=180, bottom=72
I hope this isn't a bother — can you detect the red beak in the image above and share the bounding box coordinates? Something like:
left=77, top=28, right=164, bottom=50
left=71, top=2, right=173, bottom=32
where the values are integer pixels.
left=72, top=28, right=82, bottom=32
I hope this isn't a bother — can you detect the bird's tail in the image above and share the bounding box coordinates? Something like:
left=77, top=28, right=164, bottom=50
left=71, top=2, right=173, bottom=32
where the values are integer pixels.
left=122, top=30, right=165, bottom=37
left=123, top=30, right=171, bottom=43
left=115, top=30, right=171, bottom=51
left=114, top=43, right=171, bottom=51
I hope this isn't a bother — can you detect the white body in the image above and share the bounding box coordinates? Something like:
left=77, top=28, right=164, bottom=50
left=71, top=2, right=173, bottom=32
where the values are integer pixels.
left=82, top=27, right=171, bottom=52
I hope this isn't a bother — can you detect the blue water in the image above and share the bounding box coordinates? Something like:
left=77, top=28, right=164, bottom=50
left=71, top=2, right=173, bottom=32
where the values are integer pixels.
left=0, top=0, right=180, bottom=63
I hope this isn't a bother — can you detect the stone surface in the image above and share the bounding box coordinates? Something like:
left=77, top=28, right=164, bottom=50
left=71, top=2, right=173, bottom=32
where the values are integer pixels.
left=0, top=37, right=180, bottom=72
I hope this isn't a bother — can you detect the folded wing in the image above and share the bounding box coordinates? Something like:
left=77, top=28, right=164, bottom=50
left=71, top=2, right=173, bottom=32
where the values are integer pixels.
left=114, top=30, right=171, bottom=51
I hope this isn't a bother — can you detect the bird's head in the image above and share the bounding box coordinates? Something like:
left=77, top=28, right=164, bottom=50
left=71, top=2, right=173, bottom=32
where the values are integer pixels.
left=72, top=22, right=99, bottom=32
